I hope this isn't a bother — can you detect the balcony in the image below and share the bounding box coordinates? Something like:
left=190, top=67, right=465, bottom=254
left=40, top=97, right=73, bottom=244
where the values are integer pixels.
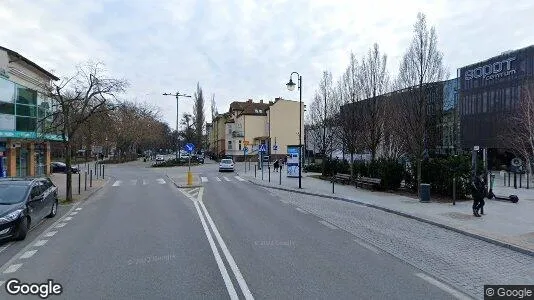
left=232, top=130, right=244, bottom=138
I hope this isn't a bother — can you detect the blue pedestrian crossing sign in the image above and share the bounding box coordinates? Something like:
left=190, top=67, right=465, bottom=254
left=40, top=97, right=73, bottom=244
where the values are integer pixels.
left=243, top=147, right=248, bottom=154
left=259, top=144, right=267, bottom=152
left=273, top=145, right=278, bottom=151
left=184, top=143, right=195, bottom=153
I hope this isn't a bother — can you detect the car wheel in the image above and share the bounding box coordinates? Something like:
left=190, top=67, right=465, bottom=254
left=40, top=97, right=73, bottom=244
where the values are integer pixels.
left=13, top=217, right=29, bottom=241
left=47, top=199, right=58, bottom=218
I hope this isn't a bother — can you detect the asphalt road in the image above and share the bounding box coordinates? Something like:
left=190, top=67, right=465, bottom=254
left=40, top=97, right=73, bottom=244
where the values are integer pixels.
left=0, top=160, right=470, bottom=299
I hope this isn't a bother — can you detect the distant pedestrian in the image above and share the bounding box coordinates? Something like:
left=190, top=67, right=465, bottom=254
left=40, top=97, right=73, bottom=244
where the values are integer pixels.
left=471, top=173, right=486, bottom=217
left=273, top=160, right=279, bottom=172
left=279, top=159, right=283, bottom=172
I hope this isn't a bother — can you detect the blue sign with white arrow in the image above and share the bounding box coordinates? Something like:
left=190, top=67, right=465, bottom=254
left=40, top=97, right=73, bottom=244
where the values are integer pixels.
left=184, top=143, right=195, bottom=153
left=259, top=144, right=267, bottom=152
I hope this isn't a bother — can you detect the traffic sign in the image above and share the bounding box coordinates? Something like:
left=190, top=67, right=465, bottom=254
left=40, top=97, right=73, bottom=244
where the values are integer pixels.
left=184, top=143, right=195, bottom=153
left=273, top=145, right=278, bottom=151
left=243, top=140, right=250, bottom=146
left=259, top=144, right=267, bottom=152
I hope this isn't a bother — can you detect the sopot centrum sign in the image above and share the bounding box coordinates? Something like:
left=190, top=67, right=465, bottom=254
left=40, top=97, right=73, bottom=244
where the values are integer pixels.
left=464, top=57, right=516, bottom=81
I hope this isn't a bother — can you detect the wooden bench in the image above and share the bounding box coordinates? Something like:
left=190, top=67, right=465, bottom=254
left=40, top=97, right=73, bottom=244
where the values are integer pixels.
left=356, top=177, right=382, bottom=190
left=333, top=174, right=352, bottom=184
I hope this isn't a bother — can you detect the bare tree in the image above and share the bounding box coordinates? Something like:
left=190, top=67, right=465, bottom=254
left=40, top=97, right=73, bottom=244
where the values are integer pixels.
left=180, top=112, right=195, bottom=143
left=359, top=43, right=389, bottom=160
left=396, top=12, right=446, bottom=193
left=193, top=82, right=205, bottom=148
left=42, top=61, right=128, bottom=201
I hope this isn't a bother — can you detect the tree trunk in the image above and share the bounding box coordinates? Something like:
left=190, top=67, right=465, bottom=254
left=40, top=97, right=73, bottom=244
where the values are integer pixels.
left=416, top=157, right=422, bottom=196
left=350, top=152, right=354, bottom=178
left=65, top=141, right=73, bottom=202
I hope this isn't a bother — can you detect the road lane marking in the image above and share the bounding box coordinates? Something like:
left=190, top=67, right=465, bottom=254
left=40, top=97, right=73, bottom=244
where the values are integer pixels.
left=193, top=201, right=239, bottom=300
left=199, top=201, right=254, bottom=300
left=70, top=212, right=78, bottom=216
left=75, top=208, right=82, bottom=211
left=44, top=231, right=57, bottom=237
left=0, top=243, right=12, bottom=254
left=157, top=178, right=166, bottom=184
left=201, top=177, right=208, bottom=182
left=130, top=179, right=137, bottom=185
left=112, top=181, right=121, bottom=186
left=64, top=217, right=72, bottom=221
left=142, top=179, right=147, bottom=185
left=3, top=263, right=22, bottom=274
left=34, top=240, right=48, bottom=247
left=295, top=207, right=308, bottom=214
left=235, top=176, right=245, bottom=181
left=415, top=273, right=471, bottom=300
left=19, top=250, right=38, bottom=259
left=318, top=220, right=337, bottom=230
left=223, top=176, right=231, bottom=182
left=189, top=188, right=200, bottom=195
left=56, top=223, right=67, bottom=228
left=353, top=239, right=381, bottom=255
left=215, top=177, right=222, bottom=182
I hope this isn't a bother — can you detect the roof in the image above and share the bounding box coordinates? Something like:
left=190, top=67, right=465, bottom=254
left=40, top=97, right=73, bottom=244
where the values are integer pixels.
left=0, top=45, right=59, bottom=81
left=229, top=100, right=269, bottom=117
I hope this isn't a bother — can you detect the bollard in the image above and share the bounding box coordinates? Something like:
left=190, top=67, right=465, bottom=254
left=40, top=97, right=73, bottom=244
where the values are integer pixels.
left=94, top=163, right=97, bottom=178
left=514, top=173, right=517, bottom=189
left=268, top=165, right=271, bottom=182
left=103, top=165, right=105, bottom=178
left=254, top=165, right=257, bottom=178
left=520, top=173, right=522, bottom=188
left=90, top=170, right=93, bottom=187
left=84, top=171, right=87, bottom=191
left=452, top=177, right=456, bottom=205
left=508, top=172, right=511, bottom=187
left=78, top=172, right=81, bottom=195
left=504, top=173, right=506, bottom=186
left=261, top=163, right=264, bottom=180
left=528, top=173, right=530, bottom=189
left=332, top=177, right=335, bottom=194
left=279, top=167, right=282, bottom=185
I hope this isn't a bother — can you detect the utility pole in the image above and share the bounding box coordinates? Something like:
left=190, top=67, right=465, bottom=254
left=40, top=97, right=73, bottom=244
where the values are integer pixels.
left=163, top=92, right=191, bottom=160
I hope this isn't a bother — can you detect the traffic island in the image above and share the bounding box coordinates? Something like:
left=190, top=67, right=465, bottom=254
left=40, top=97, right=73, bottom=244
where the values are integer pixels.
left=166, top=174, right=202, bottom=188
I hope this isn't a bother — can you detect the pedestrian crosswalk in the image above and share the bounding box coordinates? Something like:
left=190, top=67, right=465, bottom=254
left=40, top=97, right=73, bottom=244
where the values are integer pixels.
left=198, top=176, right=247, bottom=183
left=111, top=178, right=168, bottom=187
left=110, top=176, right=249, bottom=187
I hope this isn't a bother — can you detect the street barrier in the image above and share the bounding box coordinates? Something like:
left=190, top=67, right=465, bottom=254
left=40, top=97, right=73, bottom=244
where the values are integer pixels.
left=84, top=171, right=87, bottom=191
left=78, top=173, right=81, bottom=195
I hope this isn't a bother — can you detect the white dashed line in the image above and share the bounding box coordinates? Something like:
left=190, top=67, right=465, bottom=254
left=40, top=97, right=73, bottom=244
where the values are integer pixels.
left=201, top=177, right=208, bottom=182
left=3, top=263, right=22, bottom=274
left=56, top=223, right=67, bottom=228
left=215, top=177, right=222, bottom=182
left=75, top=208, right=82, bottom=211
left=130, top=179, right=137, bottom=185
left=70, top=212, right=78, bottom=216
left=0, top=243, right=12, bottom=254
left=34, top=240, right=48, bottom=247
left=157, top=178, right=166, bottom=184
left=19, top=250, right=38, bottom=259
left=223, top=176, right=231, bottom=182
left=142, top=179, right=147, bottom=185
left=415, top=273, right=471, bottom=300
left=234, top=176, right=245, bottom=181
left=64, top=217, right=72, bottom=221
left=353, top=239, right=381, bottom=255
left=295, top=207, right=308, bottom=214
left=44, top=231, right=57, bottom=237
left=112, top=181, right=121, bottom=186
left=318, top=220, right=337, bottom=230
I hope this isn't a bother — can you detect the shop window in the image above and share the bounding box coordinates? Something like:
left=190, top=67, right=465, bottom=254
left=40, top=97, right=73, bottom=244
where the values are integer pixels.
left=16, top=85, right=37, bottom=105
left=0, top=78, right=15, bottom=103
left=0, top=102, right=15, bottom=115
left=16, top=104, right=37, bottom=117
left=16, top=116, right=37, bottom=131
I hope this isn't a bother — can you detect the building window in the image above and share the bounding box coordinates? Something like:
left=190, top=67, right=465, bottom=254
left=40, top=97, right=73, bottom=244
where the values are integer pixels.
left=505, top=87, right=511, bottom=110
left=16, top=85, right=37, bottom=105
left=0, top=114, right=15, bottom=130
left=228, top=140, right=232, bottom=150
left=16, top=104, right=37, bottom=117
left=0, top=102, right=15, bottom=115
left=16, top=116, right=36, bottom=131
left=489, top=90, right=495, bottom=112
left=0, top=78, right=15, bottom=103
left=482, top=92, right=487, bottom=113
left=238, top=140, right=242, bottom=151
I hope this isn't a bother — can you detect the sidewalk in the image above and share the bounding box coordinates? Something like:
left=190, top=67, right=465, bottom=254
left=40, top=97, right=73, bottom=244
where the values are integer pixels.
left=235, top=163, right=534, bottom=256
left=49, top=173, right=107, bottom=202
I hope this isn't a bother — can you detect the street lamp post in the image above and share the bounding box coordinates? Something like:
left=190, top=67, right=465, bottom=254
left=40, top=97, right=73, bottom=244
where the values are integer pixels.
left=286, top=72, right=302, bottom=189
left=163, top=92, right=192, bottom=160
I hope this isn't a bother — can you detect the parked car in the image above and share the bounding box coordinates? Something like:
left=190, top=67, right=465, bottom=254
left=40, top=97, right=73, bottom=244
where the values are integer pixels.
left=155, top=155, right=165, bottom=162
left=219, top=159, right=234, bottom=172
left=196, top=155, right=205, bottom=164
left=51, top=162, right=79, bottom=174
left=0, top=178, right=58, bottom=241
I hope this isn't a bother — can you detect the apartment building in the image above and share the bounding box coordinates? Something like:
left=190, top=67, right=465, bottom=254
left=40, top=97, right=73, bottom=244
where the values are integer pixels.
left=0, top=46, right=61, bottom=177
left=209, top=98, right=304, bottom=161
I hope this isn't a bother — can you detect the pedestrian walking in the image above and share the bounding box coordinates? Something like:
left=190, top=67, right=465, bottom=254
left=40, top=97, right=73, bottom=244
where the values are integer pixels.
left=273, top=159, right=279, bottom=172
left=471, top=173, right=486, bottom=217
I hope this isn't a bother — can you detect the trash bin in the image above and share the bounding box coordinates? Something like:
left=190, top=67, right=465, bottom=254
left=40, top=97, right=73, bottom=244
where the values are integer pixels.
left=420, top=183, right=431, bottom=202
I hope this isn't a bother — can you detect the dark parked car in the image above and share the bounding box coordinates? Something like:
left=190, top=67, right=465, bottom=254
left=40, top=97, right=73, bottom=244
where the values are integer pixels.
left=0, top=178, right=58, bottom=241
left=51, top=162, right=79, bottom=174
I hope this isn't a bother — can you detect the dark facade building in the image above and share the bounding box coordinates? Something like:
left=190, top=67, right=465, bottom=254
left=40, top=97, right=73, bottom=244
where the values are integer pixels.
left=459, top=45, right=534, bottom=149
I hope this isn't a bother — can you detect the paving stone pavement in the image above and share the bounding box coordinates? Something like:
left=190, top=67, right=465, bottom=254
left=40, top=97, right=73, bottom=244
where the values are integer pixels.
left=267, top=188, right=534, bottom=299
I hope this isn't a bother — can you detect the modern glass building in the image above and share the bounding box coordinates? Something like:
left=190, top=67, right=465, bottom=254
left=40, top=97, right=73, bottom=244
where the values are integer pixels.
left=0, top=46, right=61, bottom=177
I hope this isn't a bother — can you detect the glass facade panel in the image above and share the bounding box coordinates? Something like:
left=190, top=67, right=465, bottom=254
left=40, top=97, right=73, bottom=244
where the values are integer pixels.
left=505, top=87, right=511, bottom=110
left=0, top=78, right=15, bottom=103
left=482, top=92, right=487, bottom=113
left=16, top=116, right=37, bottom=131
left=16, top=85, right=37, bottom=105
left=16, top=104, right=37, bottom=117
left=0, top=102, right=15, bottom=115
left=0, top=114, right=15, bottom=130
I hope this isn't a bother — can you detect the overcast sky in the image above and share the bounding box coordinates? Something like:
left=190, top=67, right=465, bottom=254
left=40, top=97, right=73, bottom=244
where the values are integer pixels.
left=1, top=0, right=533, bottom=129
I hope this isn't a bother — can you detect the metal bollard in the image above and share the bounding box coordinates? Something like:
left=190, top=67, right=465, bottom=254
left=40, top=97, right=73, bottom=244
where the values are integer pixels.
left=103, top=165, right=105, bottom=178
left=514, top=173, right=517, bottom=189
left=90, top=170, right=93, bottom=187
left=504, top=173, right=506, bottom=186
left=452, top=177, right=456, bottom=205
left=332, top=177, right=335, bottom=194
left=78, top=172, right=81, bottom=195
left=84, top=171, right=87, bottom=191
left=528, top=173, right=530, bottom=189
left=254, top=165, right=257, bottom=178
left=268, top=165, right=271, bottom=182
left=520, top=173, right=522, bottom=188
left=279, top=167, right=282, bottom=185
left=508, top=172, right=511, bottom=187
left=94, top=163, right=97, bottom=178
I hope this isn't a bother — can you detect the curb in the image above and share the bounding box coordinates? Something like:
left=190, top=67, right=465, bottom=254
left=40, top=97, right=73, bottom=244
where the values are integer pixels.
left=244, top=177, right=534, bottom=257
left=165, top=175, right=202, bottom=189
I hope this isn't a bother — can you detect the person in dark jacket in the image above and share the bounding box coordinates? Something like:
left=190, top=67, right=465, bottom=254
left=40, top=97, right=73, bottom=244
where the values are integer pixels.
left=471, top=174, right=486, bottom=217
left=273, top=160, right=279, bottom=172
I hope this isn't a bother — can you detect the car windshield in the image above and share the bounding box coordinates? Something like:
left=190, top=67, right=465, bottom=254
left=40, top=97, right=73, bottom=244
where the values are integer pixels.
left=221, top=159, right=233, bottom=164
left=0, top=184, right=28, bottom=204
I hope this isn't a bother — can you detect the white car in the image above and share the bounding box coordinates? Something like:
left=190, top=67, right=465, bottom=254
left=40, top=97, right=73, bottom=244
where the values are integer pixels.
left=155, top=155, right=165, bottom=162
left=219, top=159, right=234, bottom=172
